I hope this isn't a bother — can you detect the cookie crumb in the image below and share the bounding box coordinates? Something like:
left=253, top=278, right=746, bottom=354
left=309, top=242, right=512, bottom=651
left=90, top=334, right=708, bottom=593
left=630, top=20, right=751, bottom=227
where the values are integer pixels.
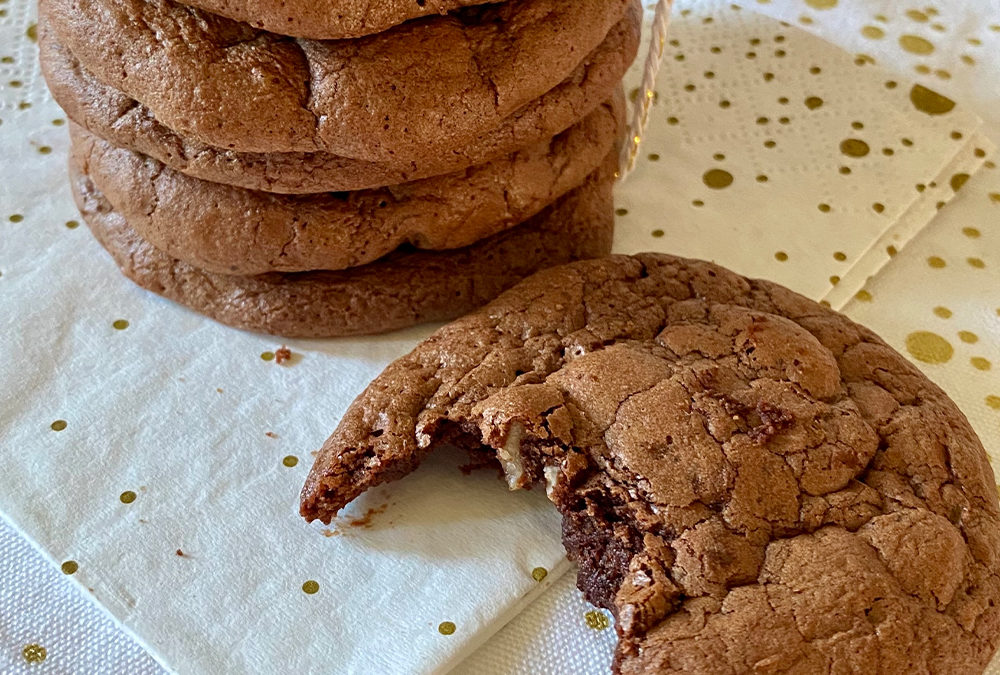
left=265, top=431, right=278, bottom=439
left=347, top=503, right=389, bottom=528
left=275, top=345, right=292, bottom=365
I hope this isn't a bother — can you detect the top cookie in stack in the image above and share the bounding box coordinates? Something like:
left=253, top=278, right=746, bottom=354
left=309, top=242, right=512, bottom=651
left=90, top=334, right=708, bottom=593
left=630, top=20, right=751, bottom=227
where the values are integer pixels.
left=39, top=0, right=641, bottom=337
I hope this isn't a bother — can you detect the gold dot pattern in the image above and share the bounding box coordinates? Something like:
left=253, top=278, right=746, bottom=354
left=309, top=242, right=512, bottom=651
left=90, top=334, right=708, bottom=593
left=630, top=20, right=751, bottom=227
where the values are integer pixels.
left=861, top=26, right=885, bottom=40
left=933, top=306, right=952, bottom=318
left=438, top=621, right=456, bottom=635
left=971, top=357, right=991, bottom=371
left=119, top=491, right=137, bottom=504
left=702, top=169, right=734, bottom=189
left=282, top=455, right=298, bottom=468
left=61, top=560, right=78, bottom=575
left=531, top=567, right=548, bottom=582
left=958, top=330, right=979, bottom=344
left=840, top=138, right=870, bottom=157
left=906, top=331, right=954, bottom=364
left=260, top=351, right=275, bottom=362
left=950, top=173, right=970, bottom=191
left=987, top=396, right=1000, bottom=411
left=900, top=35, right=935, bottom=55
left=909, top=85, right=956, bottom=114
left=302, top=580, right=319, bottom=595
left=50, top=420, right=67, bottom=431
left=927, top=256, right=947, bottom=268
left=584, top=610, right=611, bottom=630
left=112, top=319, right=129, bottom=330
left=22, top=644, right=46, bottom=664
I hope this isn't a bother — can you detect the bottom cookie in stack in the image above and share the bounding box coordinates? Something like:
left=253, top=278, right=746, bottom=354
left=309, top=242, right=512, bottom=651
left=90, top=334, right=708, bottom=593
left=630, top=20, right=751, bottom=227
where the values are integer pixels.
left=68, top=92, right=622, bottom=275
left=70, top=160, right=616, bottom=338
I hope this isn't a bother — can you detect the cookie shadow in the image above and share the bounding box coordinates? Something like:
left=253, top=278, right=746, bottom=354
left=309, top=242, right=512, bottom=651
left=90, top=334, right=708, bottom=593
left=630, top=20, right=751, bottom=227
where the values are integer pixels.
left=325, top=446, right=562, bottom=560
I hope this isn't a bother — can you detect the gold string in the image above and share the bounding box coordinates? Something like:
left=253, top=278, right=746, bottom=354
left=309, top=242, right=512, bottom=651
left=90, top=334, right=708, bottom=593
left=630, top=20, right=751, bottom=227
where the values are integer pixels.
left=619, top=0, right=675, bottom=179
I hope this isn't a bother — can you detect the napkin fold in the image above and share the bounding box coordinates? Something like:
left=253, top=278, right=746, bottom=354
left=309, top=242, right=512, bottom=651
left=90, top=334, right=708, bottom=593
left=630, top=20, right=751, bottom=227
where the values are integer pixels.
left=613, top=0, right=991, bottom=309
left=0, top=0, right=993, bottom=674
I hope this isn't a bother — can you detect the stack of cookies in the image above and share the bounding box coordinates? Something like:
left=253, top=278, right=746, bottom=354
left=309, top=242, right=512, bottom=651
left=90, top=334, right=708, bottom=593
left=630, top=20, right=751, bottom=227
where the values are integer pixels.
left=38, top=0, right=641, bottom=337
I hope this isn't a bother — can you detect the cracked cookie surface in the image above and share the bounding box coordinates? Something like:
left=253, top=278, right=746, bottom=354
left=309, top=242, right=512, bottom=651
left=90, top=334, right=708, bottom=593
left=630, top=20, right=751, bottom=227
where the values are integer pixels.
left=301, top=253, right=1000, bottom=673
left=39, top=17, right=637, bottom=194
left=69, top=93, right=621, bottom=274
left=43, top=0, right=632, bottom=159
left=70, top=160, right=615, bottom=338
left=173, top=0, right=493, bottom=40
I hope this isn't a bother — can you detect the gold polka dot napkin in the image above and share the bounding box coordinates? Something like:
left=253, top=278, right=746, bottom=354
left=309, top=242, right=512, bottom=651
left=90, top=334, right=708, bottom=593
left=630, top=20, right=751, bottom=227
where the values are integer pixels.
left=0, top=1, right=996, bottom=674
left=614, top=0, right=992, bottom=310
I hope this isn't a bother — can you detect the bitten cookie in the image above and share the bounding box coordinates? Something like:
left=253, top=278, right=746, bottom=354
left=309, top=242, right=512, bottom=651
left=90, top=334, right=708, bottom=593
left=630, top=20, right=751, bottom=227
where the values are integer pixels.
left=71, top=161, right=615, bottom=338
left=44, top=0, right=633, bottom=159
left=69, top=93, right=621, bottom=274
left=301, top=254, right=1000, bottom=673
left=175, top=0, right=492, bottom=40
left=40, top=17, right=638, bottom=193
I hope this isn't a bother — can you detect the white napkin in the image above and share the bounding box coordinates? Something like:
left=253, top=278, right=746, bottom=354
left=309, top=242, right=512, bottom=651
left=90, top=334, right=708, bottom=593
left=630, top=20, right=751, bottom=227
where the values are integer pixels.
left=612, top=0, right=991, bottom=309
left=0, top=1, right=993, bottom=674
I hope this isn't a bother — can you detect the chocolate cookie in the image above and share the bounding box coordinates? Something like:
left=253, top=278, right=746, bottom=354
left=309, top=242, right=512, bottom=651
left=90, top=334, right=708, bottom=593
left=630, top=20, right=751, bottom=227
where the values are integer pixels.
left=175, top=0, right=491, bottom=40
left=40, top=17, right=637, bottom=194
left=44, top=0, right=633, bottom=159
left=300, top=255, right=1000, bottom=673
left=69, top=94, right=621, bottom=275
left=71, top=161, right=615, bottom=337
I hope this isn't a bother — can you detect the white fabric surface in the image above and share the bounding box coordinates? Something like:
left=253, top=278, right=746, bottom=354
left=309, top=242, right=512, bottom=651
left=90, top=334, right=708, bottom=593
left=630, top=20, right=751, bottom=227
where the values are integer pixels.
left=1, top=0, right=998, bottom=674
